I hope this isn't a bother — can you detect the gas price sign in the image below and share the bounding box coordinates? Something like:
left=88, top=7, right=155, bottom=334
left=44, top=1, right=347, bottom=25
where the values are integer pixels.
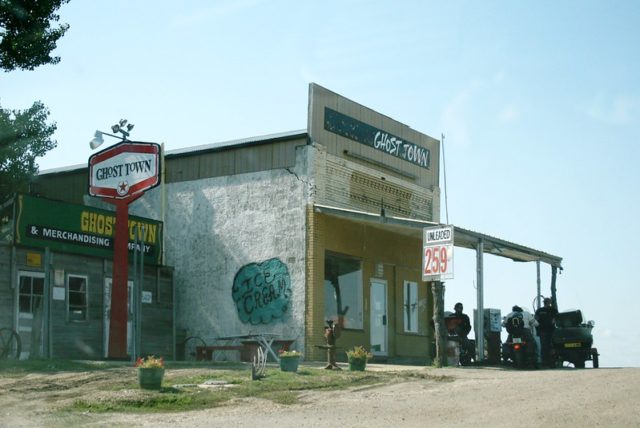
left=422, top=225, right=454, bottom=281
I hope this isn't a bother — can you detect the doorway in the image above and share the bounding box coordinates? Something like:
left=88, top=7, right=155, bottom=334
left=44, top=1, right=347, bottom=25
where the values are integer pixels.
left=17, top=271, right=45, bottom=359
left=370, top=279, right=388, bottom=356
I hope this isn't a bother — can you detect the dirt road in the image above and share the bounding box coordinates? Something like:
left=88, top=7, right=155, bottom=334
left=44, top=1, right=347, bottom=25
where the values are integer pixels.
left=1, top=365, right=638, bottom=427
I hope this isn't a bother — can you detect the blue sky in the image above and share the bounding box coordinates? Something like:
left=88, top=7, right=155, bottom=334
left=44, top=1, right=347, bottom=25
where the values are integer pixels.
left=2, top=1, right=639, bottom=366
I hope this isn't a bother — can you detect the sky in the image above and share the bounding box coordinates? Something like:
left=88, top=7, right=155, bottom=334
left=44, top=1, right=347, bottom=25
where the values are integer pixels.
left=2, top=1, right=639, bottom=367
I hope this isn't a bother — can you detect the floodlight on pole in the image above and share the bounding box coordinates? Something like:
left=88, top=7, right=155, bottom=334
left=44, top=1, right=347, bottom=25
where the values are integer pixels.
left=89, top=119, right=135, bottom=150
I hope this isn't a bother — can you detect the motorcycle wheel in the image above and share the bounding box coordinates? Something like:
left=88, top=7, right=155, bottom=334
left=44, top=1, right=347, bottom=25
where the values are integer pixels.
left=574, top=360, right=585, bottom=369
left=514, top=351, right=525, bottom=369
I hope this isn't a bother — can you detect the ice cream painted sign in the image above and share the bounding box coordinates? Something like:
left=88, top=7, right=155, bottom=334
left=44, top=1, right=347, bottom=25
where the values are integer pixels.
left=232, top=258, right=292, bottom=325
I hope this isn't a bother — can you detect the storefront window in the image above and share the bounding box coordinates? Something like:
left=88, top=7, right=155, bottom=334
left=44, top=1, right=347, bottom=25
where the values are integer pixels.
left=67, top=275, right=88, bottom=321
left=324, top=252, right=363, bottom=329
left=19, top=274, right=44, bottom=314
left=404, top=281, right=419, bottom=333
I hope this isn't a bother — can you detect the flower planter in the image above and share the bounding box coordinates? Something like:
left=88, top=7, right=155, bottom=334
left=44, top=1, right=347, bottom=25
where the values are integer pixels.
left=348, top=358, right=367, bottom=371
left=138, top=367, right=165, bottom=390
left=279, top=357, right=300, bottom=372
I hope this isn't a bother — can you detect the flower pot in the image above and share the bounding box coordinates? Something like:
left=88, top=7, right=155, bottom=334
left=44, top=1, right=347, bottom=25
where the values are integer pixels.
left=348, top=358, right=367, bottom=371
left=138, top=367, right=165, bottom=390
left=279, top=357, right=300, bottom=372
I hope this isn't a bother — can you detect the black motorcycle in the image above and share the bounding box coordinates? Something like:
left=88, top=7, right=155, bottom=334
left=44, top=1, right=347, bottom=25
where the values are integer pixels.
left=502, top=314, right=537, bottom=369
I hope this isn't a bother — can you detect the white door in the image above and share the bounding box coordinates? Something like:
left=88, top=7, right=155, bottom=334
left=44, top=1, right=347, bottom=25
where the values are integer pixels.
left=17, top=271, right=45, bottom=360
left=370, top=279, right=388, bottom=356
left=103, top=279, right=133, bottom=358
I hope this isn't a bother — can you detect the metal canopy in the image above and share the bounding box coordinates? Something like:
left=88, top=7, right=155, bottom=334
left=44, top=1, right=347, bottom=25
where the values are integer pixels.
left=314, top=204, right=563, bottom=269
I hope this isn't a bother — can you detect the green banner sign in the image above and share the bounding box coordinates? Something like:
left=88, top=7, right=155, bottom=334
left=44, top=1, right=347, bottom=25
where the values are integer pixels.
left=14, top=194, right=163, bottom=265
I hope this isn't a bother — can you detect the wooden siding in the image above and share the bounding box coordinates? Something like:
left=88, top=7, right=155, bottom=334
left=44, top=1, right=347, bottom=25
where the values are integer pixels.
left=32, top=168, right=88, bottom=205
left=308, top=83, right=440, bottom=191
left=165, top=137, right=304, bottom=183
left=0, top=245, right=13, bottom=330
left=2, top=246, right=174, bottom=360
left=32, top=136, right=306, bottom=204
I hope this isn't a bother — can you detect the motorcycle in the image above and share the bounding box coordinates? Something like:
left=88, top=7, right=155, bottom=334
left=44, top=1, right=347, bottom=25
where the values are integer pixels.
left=502, top=312, right=537, bottom=369
left=444, top=316, right=476, bottom=366
left=502, top=336, right=536, bottom=369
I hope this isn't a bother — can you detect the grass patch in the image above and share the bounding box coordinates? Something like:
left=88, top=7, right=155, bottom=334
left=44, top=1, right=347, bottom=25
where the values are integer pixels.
left=66, top=366, right=434, bottom=413
left=0, top=359, right=122, bottom=376
left=0, top=360, right=451, bottom=414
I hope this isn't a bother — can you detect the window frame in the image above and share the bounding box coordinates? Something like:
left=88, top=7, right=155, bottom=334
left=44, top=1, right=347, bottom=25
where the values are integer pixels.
left=67, top=274, right=89, bottom=322
left=324, top=251, right=364, bottom=330
left=403, top=280, right=419, bottom=334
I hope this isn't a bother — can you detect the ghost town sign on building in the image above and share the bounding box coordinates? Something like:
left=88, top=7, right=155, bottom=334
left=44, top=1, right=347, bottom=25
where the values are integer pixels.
left=324, top=107, right=431, bottom=169
left=89, top=142, right=161, bottom=199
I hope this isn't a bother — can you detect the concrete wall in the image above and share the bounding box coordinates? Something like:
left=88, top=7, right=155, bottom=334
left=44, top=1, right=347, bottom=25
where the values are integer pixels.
left=131, top=145, right=313, bottom=356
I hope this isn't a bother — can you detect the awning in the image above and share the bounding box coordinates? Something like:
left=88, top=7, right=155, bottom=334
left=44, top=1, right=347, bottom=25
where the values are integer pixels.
left=313, top=204, right=562, bottom=268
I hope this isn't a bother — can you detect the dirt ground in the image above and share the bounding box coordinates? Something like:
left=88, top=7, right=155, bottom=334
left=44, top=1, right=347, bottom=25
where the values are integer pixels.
left=1, top=364, right=638, bottom=428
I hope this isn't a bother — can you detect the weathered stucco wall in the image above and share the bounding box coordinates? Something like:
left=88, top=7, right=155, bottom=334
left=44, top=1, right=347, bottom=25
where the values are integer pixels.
left=131, top=145, right=313, bottom=356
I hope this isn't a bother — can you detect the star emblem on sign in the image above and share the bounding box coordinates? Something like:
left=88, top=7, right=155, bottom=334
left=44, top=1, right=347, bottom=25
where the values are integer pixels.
left=116, top=181, right=129, bottom=196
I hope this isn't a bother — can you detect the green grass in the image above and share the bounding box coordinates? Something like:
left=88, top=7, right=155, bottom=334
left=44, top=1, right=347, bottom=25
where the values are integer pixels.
left=1, top=360, right=451, bottom=414
left=0, top=359, right=122, bottom=376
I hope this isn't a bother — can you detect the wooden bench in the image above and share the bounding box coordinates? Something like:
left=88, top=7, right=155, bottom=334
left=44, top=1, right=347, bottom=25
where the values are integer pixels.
left=195, top=345, right=244, bottom=361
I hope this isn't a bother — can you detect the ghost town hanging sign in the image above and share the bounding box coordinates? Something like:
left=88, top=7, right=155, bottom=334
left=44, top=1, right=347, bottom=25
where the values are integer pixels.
left=232, top=258, right=292, bottom=325
left=88, top=141, right=161, bottom=199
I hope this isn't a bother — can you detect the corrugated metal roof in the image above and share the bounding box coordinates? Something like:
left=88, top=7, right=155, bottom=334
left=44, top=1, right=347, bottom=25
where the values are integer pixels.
left=313, top=203, right=563, bottom=268
left=38, top=129, right=309, bottom=176
left=164, top=129, right=308, bottom=157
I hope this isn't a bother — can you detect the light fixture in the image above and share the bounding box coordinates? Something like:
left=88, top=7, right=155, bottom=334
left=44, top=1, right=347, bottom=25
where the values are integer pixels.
left=89, top=131, right=105, bottom=149
left=89, top=119, right=135, bottom=150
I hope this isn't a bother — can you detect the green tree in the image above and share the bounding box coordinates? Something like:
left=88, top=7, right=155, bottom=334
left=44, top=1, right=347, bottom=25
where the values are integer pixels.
left=0, top=101, right=57, bottom=201
left=0, top=0, right=70, bottom=71
left=0, top=0, right=69, bottom=202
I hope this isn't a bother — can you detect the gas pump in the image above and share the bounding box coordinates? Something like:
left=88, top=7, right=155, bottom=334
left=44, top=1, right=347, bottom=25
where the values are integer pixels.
left=475, top=308, right=502, bottom=364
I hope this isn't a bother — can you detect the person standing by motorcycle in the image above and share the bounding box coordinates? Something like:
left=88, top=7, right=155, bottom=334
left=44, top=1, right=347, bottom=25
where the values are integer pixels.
left=535, top=297, right=558, bottom=367
left=450, top=302, right=472, bottom=337
left=446, top=302, right=474, bottom=364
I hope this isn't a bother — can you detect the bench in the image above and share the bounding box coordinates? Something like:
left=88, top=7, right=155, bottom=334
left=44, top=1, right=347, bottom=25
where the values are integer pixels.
left=241, top=339, right=295, bottom=362
left=195, top=345, right=245, bottom=361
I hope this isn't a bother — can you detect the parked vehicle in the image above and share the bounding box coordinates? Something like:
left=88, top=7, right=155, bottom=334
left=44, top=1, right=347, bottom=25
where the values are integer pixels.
left=458, top=338, right=476, bottom=366
left=552, top=309, right=599, bottom=368
left=444, top=315, right=476, bottom=366
left=502, top=311, right=537, bottom=369
left=502, top=336, right=536, bottom=368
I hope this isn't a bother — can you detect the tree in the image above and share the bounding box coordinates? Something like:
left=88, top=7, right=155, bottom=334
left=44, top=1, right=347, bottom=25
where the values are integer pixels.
left=0, top=1, right=68, bottom=201
left=0, top=101, right=57, bottom=202
left=0, top=0, right=70, bottom=71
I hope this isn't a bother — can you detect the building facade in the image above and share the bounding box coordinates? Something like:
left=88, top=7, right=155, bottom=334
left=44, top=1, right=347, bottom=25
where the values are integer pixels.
left=0, top=194, right=174, bottom=360
left=22, top=83, right=442, bottom=363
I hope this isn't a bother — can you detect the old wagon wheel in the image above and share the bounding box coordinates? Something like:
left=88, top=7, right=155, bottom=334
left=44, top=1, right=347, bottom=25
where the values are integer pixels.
left=182, top=336, right=207, bottom=360
left=0, top=328, right=21, bottom=360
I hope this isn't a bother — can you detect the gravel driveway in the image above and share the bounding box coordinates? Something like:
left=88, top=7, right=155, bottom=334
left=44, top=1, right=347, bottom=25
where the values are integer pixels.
left=1, top=364, right=638, bottom=427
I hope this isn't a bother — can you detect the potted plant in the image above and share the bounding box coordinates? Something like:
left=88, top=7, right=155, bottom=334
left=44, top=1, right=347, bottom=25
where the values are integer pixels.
left=278, top=349, right=302, bottom=372
left=346, top=346, right=372, bottom=371
left=135, top=355, right=165, bottom=390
